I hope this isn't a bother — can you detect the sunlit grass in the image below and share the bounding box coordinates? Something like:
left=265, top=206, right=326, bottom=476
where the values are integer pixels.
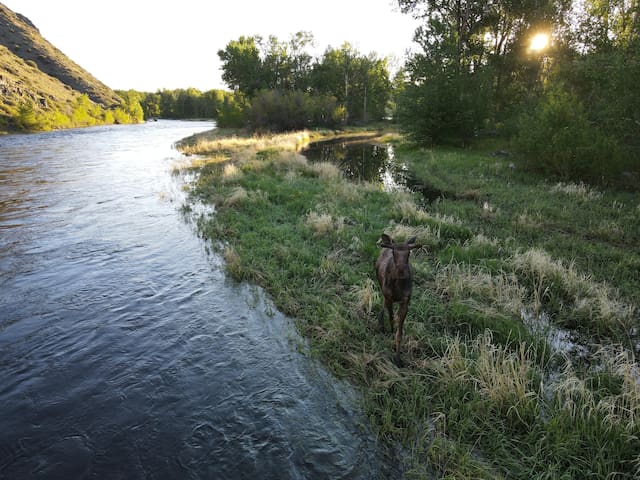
left=511, top=248, right=635, bottom=336
left=350, top=278, right=380, bottom=316
left=305, top=211, right=343, bottom=236
left=223, top=186, right=248, bottom=206
left=178, top=128, right=312, bottom=156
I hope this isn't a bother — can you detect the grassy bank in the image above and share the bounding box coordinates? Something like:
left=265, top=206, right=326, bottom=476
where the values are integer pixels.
left=177, top=129, right=640, bottom=479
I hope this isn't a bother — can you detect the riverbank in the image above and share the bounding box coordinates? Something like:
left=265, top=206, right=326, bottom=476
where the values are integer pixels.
left=177, top=128, right=640, bottom=478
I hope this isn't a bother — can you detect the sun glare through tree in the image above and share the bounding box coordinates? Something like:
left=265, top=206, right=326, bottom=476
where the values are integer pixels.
left=530, top=32, right=549, bottom=51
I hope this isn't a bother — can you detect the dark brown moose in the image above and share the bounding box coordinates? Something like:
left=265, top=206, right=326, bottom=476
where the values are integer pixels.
left=375, top=233, right=420, bottom=366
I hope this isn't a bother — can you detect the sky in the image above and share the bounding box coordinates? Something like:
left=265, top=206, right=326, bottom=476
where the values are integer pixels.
left=3, top=0, right=421, bottom=92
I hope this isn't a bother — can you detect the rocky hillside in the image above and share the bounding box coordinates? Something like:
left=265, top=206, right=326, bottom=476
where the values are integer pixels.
left=0, top=2, right=124, bottom=130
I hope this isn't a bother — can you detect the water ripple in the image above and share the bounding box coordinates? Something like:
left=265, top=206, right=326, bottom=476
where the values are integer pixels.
left=0, top=121, right=391, bottom=479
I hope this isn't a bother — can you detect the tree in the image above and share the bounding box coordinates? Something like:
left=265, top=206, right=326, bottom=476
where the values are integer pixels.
left=217, top=36, right=263, bottom=96
left=311, top=43, right=357, bottom=122
left=141, top=92, right=161, bottom=118
left=309, top=43, right=391, bottom=123
left=574, top=0, right=640, bottom=51
left=218, top=32, right=316, bottom=96
left=217, top=34, right=392, bottom=127
left=515, top=83, right=619, bottom=180
left=395, top=0, right=565, bottom=143
left=16, top=101, right=39, bottom=129
left=118, top=90, right=144, bottom=123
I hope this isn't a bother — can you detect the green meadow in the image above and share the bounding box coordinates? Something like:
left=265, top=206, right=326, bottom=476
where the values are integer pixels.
left=177, top=128, right=640, bottom=479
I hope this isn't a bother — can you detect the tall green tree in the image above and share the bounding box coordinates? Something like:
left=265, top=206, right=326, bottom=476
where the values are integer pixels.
left=218, top=32, right=316, bottom=95
left=310, top=43, right=391, bottom=123
left=217, top=36, right=263, bottom=96
left=218, top=34, right=392, bottom=126
left=396, top=0, right=565, bottom=144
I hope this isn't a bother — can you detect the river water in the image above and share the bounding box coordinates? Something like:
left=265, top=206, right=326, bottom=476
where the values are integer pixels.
left=0, top=121, right=387, bottom=479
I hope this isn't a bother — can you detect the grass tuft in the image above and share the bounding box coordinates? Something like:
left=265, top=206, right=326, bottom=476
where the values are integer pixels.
left=224, top=186, right=248, bottom=206
left=305, top=211, right=343, bottom=236
left=550, top=181, right=603, bottom=200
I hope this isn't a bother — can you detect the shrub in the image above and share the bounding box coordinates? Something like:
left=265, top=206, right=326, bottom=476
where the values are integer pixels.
left=247, top=90, right=344, bottom=132
left=217, top=92, right=248, bottom=128
left=112, top=108, right=130, bottom=124
left=396, top=63, right=490, bottom=147
left=515, top=85, right=620, bottom=182
left=16, top=101, right=39, bottom=129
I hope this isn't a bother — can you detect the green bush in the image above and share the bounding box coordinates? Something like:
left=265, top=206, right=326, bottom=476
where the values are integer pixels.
left=247, top=90, right=343, bottom=132
left=516, top=85, right=620, bottom=182
left=396, top=68, right=490, bottom=147
left=217, top=92, right=248, bottom=128
left=16, top=101, right=40, bottom=129
left=112, top=108, right=130, bottom=124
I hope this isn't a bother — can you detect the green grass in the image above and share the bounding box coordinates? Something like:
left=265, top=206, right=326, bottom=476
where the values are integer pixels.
left=178, top=129, right=640, bottom=479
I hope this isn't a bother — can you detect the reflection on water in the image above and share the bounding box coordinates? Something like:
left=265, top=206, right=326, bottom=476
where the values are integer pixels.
left=302, top=139, right=444, bottom=201
left=0, top=121, right=393, bottom=479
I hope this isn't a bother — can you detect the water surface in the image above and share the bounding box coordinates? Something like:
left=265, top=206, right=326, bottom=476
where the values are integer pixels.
left=302, top=139, right=444, bottom=201
left=0, top=121, right=388, bottom=479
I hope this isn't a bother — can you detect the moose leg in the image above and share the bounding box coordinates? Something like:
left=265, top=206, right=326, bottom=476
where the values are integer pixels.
left=379, top=297, right=393, bottom=332
left=394, top=300, right=409, bottom=366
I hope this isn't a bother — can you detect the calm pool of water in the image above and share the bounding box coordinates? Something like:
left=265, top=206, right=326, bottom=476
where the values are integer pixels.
left=302, top=138, right=444, bottom=201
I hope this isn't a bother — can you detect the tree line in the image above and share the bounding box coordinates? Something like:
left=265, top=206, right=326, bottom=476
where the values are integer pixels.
left=215, top=32, right=392, bottom=130
left=213, top=2, right=638, bottom=185
left=129, top=88, right=231, bottom=120
left=11, top=92, right=144, bottom=131
left=395, top=0, right=640, bottom=184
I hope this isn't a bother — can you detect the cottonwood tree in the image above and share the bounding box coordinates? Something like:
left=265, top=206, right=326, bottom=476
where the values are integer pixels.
left=396, top=0, right=566, bottom=144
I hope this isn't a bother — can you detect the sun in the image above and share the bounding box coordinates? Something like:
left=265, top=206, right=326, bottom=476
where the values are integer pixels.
left=530, top=33, right=550, bottom=52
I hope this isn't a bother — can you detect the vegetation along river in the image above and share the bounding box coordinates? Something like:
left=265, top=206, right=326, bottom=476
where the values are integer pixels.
left=0, top=121, right=387, bottom=479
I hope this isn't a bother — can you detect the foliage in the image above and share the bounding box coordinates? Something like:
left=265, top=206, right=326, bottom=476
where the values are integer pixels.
left=7, top=92, right=142, bottom=132
left=515, top=84, right=619, bottom=181
left=396, top=55, right=491, bottom=146
left=16, top=100, right=38, bottom=129
left=116, top=90, right=144, bottom=123
left=216, top=91, right=248, bottom=128
left=310, top=43, right=393, bottom=123
left=395, top=0, right=560, bottom=144
left=217, top=36, right=264, bottom=96
left=134, top=88, right=227, bottom=120
left=553, top=44, right=640, bottom=178
left=395, top=0, right=640, bottom=184
left=217, top=33, right=392, bottom=126
left=247, top=90, right=343, bottom=132
left=217, top=33, right=316, bottom=95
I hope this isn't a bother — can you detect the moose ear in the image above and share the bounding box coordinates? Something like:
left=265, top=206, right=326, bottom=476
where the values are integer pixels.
left=379, top=233, right=393, bottom=248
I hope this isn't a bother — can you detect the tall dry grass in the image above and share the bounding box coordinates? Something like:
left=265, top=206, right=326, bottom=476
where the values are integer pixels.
left=180, top=130, right=311, bottom=156
left=550, top=181, right=602, bottom=201
left=305, top=211, right=344, bottom=236
left=511, top=248, right=635, bottom=333
left=435, top=263, right=525, bottom=316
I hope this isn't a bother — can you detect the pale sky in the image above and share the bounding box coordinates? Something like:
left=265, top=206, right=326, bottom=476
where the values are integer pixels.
left=3, top=0, right=421, bottom=92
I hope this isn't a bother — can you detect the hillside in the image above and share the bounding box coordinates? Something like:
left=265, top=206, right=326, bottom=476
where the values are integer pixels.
left=0, top=2, right=128, bottom=131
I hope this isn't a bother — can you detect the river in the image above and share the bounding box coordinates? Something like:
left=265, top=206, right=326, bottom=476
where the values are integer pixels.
left=0, top=121, right=389, bottom=479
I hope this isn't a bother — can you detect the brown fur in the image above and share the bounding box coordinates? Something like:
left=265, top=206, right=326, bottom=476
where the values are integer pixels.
left=375, top=233, right=420, bottom=366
